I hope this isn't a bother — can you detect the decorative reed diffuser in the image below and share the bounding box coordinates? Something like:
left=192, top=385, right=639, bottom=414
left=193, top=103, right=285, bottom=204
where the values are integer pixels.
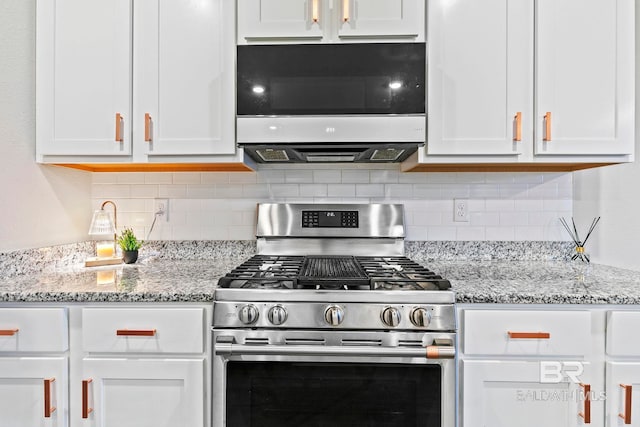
left=559, top=217, right=600, bottom=263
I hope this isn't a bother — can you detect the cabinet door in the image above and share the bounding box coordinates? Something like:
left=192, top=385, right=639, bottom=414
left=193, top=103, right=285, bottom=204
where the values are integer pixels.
left=337, top=0, right=424, bottom=41
left=607, top=363, right=640, bottom=426
left=237, top=0, right=323, bottom=43
left=79, top=358, right=204, bottom=427
left=0, top=357, right=68, bottom=427
left=36, top=0, right=132, bottom=157
left=426, top=0, right=533, bottom=156
left=462, top=360, right=595, bottom=427
left=535, top=0, right=634, bottom=156
left=134, top=0, right=236, bottom=157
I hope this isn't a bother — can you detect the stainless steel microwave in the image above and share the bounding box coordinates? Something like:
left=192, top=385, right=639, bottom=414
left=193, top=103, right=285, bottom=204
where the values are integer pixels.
left=236, top=43, right=426, bottom=163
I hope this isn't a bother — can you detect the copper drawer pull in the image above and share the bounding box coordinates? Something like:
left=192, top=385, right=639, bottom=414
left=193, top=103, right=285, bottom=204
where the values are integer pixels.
left=507, top=331, right=550, bottom=339
left=578, top=383, right=591, bottom=424
left=115, top=113, right=124, bottom=142
left=620, top=384, right=632, bottom=424
left=44, top=378, right=56, bottom=418
left=117, top=329, right=157, bottom=337
left=543, top=112, right=552, bottom=141
left=144, top=113, right=152, bottom=142
left=513, top=112, right=522, bottom=141
left=0, top=328, right=18, bottom=336
left=312, top=0, right=319, bottom=23
left=82, top=379, right=93, bottom=419
left=342, top=0, right=350, bottom=22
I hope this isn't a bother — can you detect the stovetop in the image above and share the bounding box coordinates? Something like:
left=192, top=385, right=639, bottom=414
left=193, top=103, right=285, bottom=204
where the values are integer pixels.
left=217, top=255, right=452, bottom=291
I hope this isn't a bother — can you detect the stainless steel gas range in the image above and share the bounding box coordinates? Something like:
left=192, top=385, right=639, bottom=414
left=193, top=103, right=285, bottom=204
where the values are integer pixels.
left=212, top=204, right=456, bottom=427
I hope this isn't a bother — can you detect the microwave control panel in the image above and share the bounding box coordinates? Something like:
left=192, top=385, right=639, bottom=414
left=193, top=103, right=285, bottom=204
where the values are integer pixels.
left=302, top=211, right=359, bottom=228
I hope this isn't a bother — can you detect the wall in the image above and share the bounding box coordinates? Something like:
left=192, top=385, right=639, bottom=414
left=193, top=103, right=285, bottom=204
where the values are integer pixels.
left=92, top=165, right=572, bottom=241
left=572, top=4, right=640, bottom=271
left=0, top=1, right=92, bottom=252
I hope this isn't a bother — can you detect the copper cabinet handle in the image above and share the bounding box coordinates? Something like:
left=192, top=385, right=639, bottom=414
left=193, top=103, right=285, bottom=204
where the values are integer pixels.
left=543, top=112, right=552, bottom=141
left=82, top=379, right=93, bottom=419
left=578, top=383, right=591, bottom=424
left=620, top=384, right=632, bottom=424
left=0, top=328, right=18, bottom=336
left=311, top=0, right=320, bottom=23
left=513, top=112, right=522, bottom=142
left=144, top=113, right=152, bottom=142
left=44, top=378, right=56, bottom=418
left=342, top=0, right=350, bottom=22
left=115, top=113, right=124, bottom=142
left=116, top=329, right=157, bottom=336
left=507, top=331, right=550, bottom=339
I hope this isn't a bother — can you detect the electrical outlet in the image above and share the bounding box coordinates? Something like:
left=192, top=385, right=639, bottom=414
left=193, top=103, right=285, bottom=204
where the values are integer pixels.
left=155, top=198, right=169, bottom=222
left=454, top=199, right=469, bottom=222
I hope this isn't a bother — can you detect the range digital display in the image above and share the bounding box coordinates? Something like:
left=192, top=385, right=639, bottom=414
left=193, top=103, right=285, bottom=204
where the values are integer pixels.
left=302, top=211, right=359, bottom=228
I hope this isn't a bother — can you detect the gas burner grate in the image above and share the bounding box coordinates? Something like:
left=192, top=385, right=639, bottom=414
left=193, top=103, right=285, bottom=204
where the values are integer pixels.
left=356, top=256, right=452, bottom=291
left=298, top=256, right=370, bottom=288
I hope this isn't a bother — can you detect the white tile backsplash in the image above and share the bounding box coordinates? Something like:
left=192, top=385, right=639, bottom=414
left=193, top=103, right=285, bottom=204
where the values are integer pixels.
left=92, top=165, right=573, bottom=241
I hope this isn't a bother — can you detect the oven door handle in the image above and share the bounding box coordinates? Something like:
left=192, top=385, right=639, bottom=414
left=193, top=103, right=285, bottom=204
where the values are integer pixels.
left=215, top=343, right=455, bottom=359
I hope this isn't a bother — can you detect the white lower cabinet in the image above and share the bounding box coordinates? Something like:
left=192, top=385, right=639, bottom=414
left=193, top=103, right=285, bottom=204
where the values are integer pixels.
left=80, top=358, right=204, bottom=427
left=459, top=306, right=605, bottom=427
left=0, top=357, right=68, bottom=427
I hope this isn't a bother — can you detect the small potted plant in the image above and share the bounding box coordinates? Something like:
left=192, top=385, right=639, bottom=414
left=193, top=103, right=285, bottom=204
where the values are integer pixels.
left=117, top=227, right=143, bottom=264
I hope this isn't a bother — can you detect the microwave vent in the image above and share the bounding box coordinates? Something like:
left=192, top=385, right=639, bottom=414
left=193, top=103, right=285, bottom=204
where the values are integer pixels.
left=256, top=148, right=289, bottom=162
left=370, top=148, right=405, bottom=161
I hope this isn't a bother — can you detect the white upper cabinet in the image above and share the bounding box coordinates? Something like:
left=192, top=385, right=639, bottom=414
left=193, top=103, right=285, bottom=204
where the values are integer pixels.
left=36, top=0, right=132, bottom=157
left=37, top=0, right=237, bottom=162
left=237, top=0, right=424, bottom=44
left=534, top=0, right=635, bottom=156
left=420, top=0, right=634, bottom=165
left=427, top=0, right=533, bottom=156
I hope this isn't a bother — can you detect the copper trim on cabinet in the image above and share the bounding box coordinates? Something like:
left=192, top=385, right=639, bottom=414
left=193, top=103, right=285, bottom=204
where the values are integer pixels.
left=0, top=329, right=19, bottom=336
left=578, top=383, right=591, bottom=424
left=144, top=113, right=152, bottom=142
left=44, top=378, right=56, bottom=418
left=507, top=331, right=550, bottom=339
left=513, top=112, right=522, bottom=141
left=116, top=329, right=157, bottom=337
left=619, top=383, right=632, bottom=424
left=543, top=112, right=552, bottom=141
left=115, top=113, right=123, bottom=142
left=312, top=0, right=319, bottom=22
left=82, top=379, right=93, bottom=419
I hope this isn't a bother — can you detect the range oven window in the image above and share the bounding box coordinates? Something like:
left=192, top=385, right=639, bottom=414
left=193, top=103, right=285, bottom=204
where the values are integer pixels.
left=237, top=43, right=426, bottom=116
left=226, top=362, right=441, bottom=426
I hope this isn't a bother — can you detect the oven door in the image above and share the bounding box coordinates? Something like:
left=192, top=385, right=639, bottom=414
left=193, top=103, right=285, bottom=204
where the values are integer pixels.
left=212, top=330, right=455, bottom=427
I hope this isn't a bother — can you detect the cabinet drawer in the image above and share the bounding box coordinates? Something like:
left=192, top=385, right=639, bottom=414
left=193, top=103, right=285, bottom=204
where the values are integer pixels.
left=82, top=308, right=205, bottom=354
left=463, top=309, right=591, bottom=356
left=607, top=311, right=640, bottom=356
left=0, top=308, right=68, bottom=352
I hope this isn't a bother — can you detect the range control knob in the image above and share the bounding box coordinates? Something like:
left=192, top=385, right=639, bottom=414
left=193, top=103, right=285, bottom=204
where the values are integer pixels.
left=268, top=305, right=288, bottom=325
left=381, top=306, right=402, bottom=327
left=410, top=307, right=432, bottom=327
left=324, top=305, right=344, bottom=326
left=238, top=304, right=259, bottom=325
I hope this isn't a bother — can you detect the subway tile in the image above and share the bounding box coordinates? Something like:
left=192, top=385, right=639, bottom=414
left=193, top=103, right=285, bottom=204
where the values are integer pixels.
left=425, top=173, right=457, bottom=184
left=514, top=199, right=544, bottom=212
left=398, top=172, right=428, bottom=184
left=117, top=172, right=145, bottom=184
left=470, top=212, right=500, bottom=226
left=242, top=184, right=271, bottom=198
left=257, top=170, right=286, bottom=184
left=543, top=199, right=572, bottom=212
left=515, top=226, right=545, bottom=241
left=229, top=172, right=258, bottom=184
left=499, top=212, right=529, bottom=226
left=485, top=173, right=515, bottom=184
left=527, top=182, right=558, bottom=198
left=485, top=226, right=515, bottom=241
left=92, top=172, right=119, bottom=184
left=370, top=170, right=399, bottom=183
left=356, top=184, right=384, bottom=197
left=406, top=226, right=428, bottom=241
left=227, top=225, right=256, bottom=240
left=313, top=170, right=341, bottom=183
left=215, top=184, right=245, bottom=198
left=270, top=184, right=300, bottom=197
left=158, top=185, right=187, bottom=198
left=457, top=227, right=486, bottom=241
left=299, top=184, right=328, bottom=198
left=413, top=184, right=442, bottom=199
left=186, top=185, right=216, bottom=198
left=385, top=184, right=413, bottom=199
left=513, top=173, right=545, bottom=184
left=485, top=200, right=515, bottom=212
left=173, top=172, right=202, bottom=185
left=439, top=184, right=471, bottom=199
left=92, top=184, right=131, bottom=199
left=285, top=170, right=313, bottom=183
left=342, top=170, right=370, bottom=183
left=427, top=226, right=457, bottom=241
left=199, top=226, right=229, bottom=240
left=327, top=184, right=356, bottom=197
left=469, top=184, right=500, bottom=198
left=144, top=172, right=173, bottom=184
left=171, top=224, right=207, bottom=240
left=499, top=184, right=529, bottom=199
left=130, top=184, right=159, bottom=198
left=456, top=172, right=485, bottom=184
left=412, top=211, right=442, bottom=226
left=201, top=172, right=230, bottom=184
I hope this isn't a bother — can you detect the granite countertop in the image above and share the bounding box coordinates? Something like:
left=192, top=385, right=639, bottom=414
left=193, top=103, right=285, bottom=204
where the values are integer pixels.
left=1, top=240, right=640, bottom=304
